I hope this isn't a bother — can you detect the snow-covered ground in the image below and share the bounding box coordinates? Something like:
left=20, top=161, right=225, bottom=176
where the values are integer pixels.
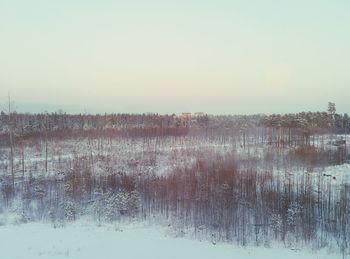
left=0, top=220, right=338, bottom=259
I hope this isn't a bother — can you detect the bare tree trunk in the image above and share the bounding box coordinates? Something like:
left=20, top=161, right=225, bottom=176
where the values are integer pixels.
left=8, top=93, right=15, bottom=190
left=21, top=144, right=25, bottom=178
left=45, top=113, right=48, bottom=173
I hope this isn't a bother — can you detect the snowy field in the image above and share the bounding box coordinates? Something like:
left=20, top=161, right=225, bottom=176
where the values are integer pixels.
left=0, top=220, right=338, bottom=259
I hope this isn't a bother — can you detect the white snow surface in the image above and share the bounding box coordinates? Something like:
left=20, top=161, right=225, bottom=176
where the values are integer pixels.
left=0, top=220, right=338, bottom=259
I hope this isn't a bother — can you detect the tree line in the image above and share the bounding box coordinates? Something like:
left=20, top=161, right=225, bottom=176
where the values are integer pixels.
left=0, top=103, right=349, bottom=146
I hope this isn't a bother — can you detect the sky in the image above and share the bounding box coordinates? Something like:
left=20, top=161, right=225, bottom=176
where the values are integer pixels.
left=0, top=0, right=349, bottom=115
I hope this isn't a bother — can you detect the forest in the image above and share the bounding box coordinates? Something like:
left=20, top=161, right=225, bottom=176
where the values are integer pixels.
left=0, top=103, right=349, bottom=257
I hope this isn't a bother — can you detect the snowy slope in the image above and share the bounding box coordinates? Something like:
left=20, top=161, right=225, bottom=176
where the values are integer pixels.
left=0, top=221, right=338, bottom=259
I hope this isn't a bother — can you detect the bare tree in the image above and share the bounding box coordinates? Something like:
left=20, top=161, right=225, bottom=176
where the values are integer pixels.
left=7, top=93, right=15, bottom=190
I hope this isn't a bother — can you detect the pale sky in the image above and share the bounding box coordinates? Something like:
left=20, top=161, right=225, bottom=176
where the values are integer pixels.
left=0, top=0, right=349, bottom=114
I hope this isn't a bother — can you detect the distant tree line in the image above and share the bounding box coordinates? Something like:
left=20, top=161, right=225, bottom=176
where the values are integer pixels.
left=0, top=107, right=349, bottom=147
